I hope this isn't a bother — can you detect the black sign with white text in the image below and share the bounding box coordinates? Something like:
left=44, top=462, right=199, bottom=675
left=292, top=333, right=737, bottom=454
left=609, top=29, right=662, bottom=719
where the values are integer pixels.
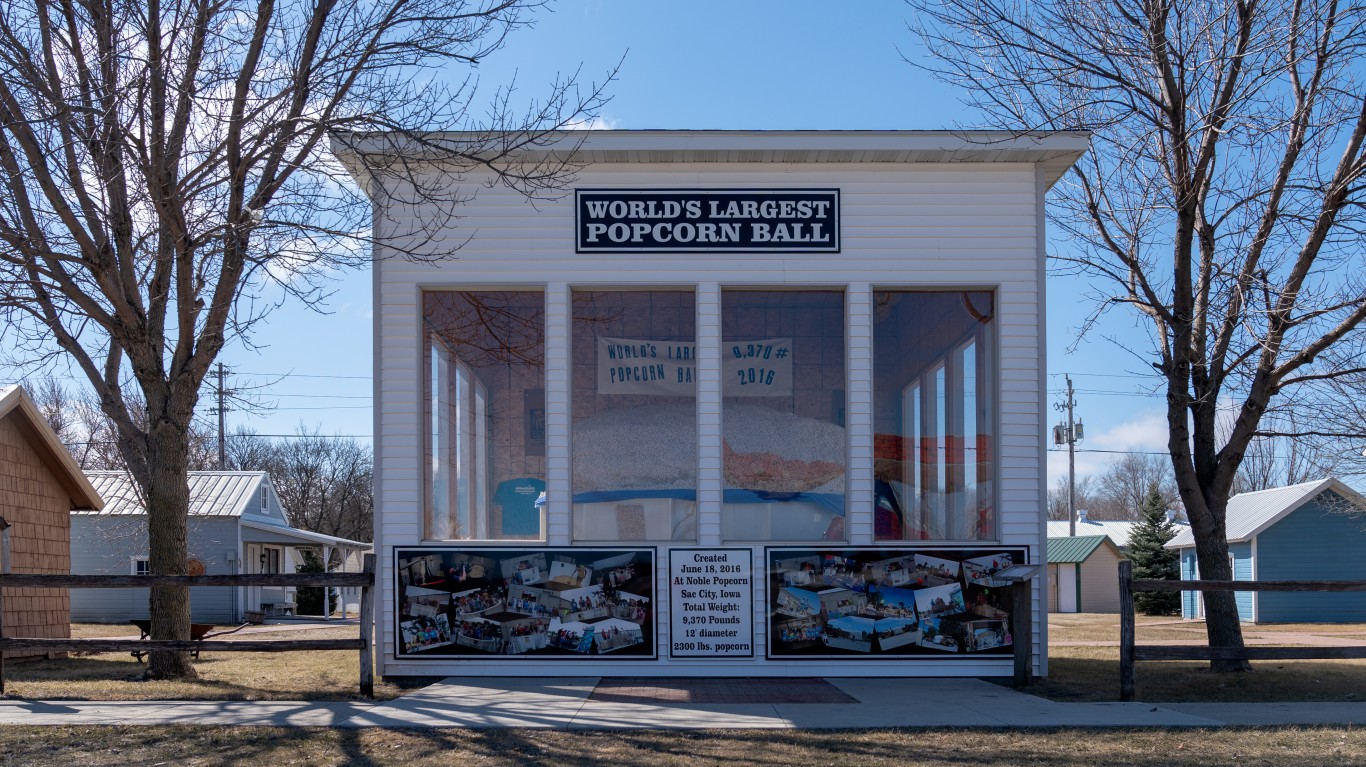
left=576, top=189, right=840, bottom=252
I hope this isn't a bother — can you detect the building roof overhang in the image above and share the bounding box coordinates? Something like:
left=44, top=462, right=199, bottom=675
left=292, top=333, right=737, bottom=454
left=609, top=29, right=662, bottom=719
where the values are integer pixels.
left=240, top=519, right=371, bottom=550
left=331, top=129, right=1092, bottom=191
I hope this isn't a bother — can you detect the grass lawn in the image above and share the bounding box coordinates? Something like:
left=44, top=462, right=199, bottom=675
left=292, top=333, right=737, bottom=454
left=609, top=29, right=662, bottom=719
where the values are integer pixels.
left=6, top=618, right=1365, bottom=705
left=0, top=726, right=1363, bottom=767
left=3, top=625, right=418, bottom=701
left=1036, top=614, right=1366, bottom=703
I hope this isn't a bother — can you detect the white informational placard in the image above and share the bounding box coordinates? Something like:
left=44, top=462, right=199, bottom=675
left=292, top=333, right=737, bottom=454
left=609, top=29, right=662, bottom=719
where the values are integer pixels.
left=668, top=548, right=754, bottom=658
left=597, top=337, right=793, bottom=397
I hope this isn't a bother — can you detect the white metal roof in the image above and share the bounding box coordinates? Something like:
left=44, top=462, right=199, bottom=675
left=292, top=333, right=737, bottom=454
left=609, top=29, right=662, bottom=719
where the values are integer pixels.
left=240, top=519, right=370, bottom=550
left=1166, top=478, right=1366, bottom=547
left=81, top=471, right=267, bottom=517
left=1046, top=519, right=1141, bottom=547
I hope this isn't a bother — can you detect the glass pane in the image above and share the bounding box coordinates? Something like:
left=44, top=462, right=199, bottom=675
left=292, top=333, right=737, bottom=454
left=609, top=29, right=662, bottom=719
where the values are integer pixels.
left=571, top=290, right=697, bottom=541
left=873, top=291, right=996, bottom=540
left=721, top=290, right=846, bottom=541
left=424, top=291, right=545, bottom=540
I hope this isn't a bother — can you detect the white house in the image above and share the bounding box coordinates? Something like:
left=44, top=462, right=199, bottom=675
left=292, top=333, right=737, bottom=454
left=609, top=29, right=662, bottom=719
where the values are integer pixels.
left=336, top=129, right=1089, bottom=678
left=70, top=471, right=370, bottom=624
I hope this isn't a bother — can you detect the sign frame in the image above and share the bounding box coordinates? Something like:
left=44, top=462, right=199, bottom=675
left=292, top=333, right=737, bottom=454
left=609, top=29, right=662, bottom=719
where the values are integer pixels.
left=576, top=188, right=841, bottom=253
left=393, top=545, right=657, bottom=660
left=764, top=546, right=1028, bottom=661
left=668, top=547, right=756, bottom=659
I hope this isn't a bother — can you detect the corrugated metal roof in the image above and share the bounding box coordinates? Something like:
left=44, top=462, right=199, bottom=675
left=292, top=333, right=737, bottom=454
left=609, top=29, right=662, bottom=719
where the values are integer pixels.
left=1166, top=478, right=1365, bottom=547
left=1048, top=518, right=1192, bottom=547
left=1047, top=535, right=1111, bottom=564
left=240, top=520, right=370, bottom=549
left=82, top=471, right=266, bottom=517
left=1048, top=520, right=1131, bottom=547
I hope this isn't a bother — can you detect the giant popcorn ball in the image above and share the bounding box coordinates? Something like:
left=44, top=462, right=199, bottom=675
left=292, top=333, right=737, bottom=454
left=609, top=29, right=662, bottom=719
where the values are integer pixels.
left=572, top=402, right=846, bottom=494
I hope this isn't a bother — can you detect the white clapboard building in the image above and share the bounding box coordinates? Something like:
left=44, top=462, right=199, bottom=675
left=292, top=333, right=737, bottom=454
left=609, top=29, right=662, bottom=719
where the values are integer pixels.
left=336, top=130, right=1088, bottom=678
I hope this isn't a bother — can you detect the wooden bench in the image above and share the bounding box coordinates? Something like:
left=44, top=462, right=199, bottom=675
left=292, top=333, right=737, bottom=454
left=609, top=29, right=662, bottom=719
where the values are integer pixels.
left=128, top=620, right=217, bottom=661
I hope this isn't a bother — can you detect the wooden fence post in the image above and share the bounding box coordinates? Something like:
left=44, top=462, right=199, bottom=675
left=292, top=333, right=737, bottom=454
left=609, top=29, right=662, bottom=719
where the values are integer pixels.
left=358, top=553, right=376, bottom=699
left=1012, top=575, right=1032, bottom=688
left=1119, top=559, right=1135, bottom=701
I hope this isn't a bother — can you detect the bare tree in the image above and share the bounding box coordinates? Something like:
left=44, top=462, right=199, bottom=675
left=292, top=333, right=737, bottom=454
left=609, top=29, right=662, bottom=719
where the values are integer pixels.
left=1047, top=473, right=1096, bottom=521
left=1232, top=416, right=1344, bottom=494
left=26, top=377, right=217, bottom=470
left=1094, top=453, right=1177, bottom=520
left=227, top=426, right=373, bottom=552
left=0, top=0, right=611, bottom=677
left=910, top=0, right=1366, bottom=670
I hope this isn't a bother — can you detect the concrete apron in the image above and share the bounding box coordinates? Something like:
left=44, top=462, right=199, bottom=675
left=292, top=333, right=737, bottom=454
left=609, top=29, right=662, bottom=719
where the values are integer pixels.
left=2, top=678, right=1365, bottom=728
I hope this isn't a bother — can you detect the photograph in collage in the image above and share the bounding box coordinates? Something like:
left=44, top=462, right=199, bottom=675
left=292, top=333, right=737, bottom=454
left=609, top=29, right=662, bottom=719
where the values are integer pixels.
left=395, top=547, right=655, bottom=658
left=766, top=547, right=1025, bottom=658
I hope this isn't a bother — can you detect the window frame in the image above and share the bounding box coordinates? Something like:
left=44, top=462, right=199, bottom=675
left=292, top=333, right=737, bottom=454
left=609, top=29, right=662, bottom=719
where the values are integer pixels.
left=873, top=288, right=1000, bottom=543
left=718, top=287, right=849, bottom=544
left=422, top=289, right=546, bottom=543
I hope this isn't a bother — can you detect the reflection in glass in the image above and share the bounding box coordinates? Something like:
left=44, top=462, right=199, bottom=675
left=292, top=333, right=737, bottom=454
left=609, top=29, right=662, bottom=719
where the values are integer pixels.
left=571, top=290, right=698, bottom=541
left=873, top=291, right=995, bottom=540
left=424, top=291, right=545, bottom=540
left=720, top=290, right=846, bottom=541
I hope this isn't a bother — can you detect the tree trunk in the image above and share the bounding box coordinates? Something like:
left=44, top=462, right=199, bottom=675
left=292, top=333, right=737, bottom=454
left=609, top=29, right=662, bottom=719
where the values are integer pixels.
left=1192, top=540, right=1251, bottom=672
left=143, top=423, right=198, bottom=680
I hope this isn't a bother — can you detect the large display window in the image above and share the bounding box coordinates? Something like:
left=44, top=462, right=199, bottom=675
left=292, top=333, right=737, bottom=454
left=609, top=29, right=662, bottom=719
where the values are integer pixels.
left=873, top=291, right=996, bottom=540
left=720, top=290, right=847, bottom=542
left=571, top=290, right=698, bottom=541
left=424, top=291, right=546, bottom=540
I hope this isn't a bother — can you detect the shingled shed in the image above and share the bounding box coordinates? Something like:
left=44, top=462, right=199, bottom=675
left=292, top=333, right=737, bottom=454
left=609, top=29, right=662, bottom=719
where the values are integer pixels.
left=0, top=385, right=104, bottom=659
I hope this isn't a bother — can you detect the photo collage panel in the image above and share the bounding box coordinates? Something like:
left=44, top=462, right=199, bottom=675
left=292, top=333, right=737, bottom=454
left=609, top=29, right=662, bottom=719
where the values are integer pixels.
left=395, top=547, right=656, bottom=658
left=767, top=547, right=1024, bottom=658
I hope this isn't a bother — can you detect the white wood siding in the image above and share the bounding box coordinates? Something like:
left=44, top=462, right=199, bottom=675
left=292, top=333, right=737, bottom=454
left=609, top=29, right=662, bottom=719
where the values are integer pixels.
left=374, top=161, right=1046, bottom=676
left=70, top=515, right=242, bottom=624
left=1078, top=546, right=1124, bottom=613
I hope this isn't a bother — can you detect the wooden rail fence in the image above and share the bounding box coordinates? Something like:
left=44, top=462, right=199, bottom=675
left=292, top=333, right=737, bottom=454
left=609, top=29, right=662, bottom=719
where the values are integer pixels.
left=1118, top=559, right=1366, bottom=701
left=0, top=553, right=376, bottom=697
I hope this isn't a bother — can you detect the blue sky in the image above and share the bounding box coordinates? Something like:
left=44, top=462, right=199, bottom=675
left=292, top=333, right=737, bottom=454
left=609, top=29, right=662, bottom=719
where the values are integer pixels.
left=29, top=1, right=1174, bottom=483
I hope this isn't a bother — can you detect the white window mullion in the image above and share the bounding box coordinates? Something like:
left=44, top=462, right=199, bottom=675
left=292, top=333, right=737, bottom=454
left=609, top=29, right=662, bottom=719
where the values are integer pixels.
left=696, top=282, right=722, bottom=547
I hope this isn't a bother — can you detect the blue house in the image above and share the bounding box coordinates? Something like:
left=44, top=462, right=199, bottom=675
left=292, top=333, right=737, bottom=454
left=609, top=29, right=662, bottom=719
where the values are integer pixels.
left=1166, top=478, right=1366, bottom=623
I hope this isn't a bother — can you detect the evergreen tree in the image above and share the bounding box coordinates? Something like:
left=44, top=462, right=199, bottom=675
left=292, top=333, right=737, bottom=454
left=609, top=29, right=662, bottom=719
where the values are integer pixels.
left=1128, top=481, right=1181, bottom=615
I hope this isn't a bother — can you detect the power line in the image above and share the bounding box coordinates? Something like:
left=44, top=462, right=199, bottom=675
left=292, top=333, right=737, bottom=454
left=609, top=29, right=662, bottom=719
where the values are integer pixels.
left=1048, top=390, right=1161, bottom=398
left=1050, top=448, right=1170, bottom=456
left=1048, top=371, right=1152, bottom=379
left=264, top=394, right=373, bottom=399
left=272, top=405, right=372, bottom=410
left=244, top=433, right=373, bottom=438
left=235, top=371, right=373, bottom=380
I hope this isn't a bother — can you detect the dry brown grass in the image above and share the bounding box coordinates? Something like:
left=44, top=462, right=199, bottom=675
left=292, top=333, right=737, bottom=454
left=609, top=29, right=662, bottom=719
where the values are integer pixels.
left=1, top=725, right=1363, bottom=766
left=1037, top=614, right=1366, bottom=702
left=1047, top=613, right=1209, bottom=643
left=11, top=618, right=1366, bottom=705
left=69, top=624, right=144, bottom=639
left=2, top=626, right=420, bottom=701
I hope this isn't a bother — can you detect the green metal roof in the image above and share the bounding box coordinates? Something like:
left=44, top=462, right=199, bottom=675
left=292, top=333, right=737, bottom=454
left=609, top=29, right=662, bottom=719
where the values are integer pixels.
left=1047, top=535, right=1112, bottom=564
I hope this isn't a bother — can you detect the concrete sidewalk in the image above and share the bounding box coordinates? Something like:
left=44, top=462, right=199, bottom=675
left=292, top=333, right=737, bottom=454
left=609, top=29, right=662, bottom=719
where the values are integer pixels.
left=2, top=677, right=1365, bottom=729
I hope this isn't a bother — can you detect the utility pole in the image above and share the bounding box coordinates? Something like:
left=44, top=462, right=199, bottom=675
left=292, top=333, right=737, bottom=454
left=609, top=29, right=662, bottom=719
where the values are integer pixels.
left=1053, top=375, right=1083, bottom=536
left=212, top=363, right=230, bottom=470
